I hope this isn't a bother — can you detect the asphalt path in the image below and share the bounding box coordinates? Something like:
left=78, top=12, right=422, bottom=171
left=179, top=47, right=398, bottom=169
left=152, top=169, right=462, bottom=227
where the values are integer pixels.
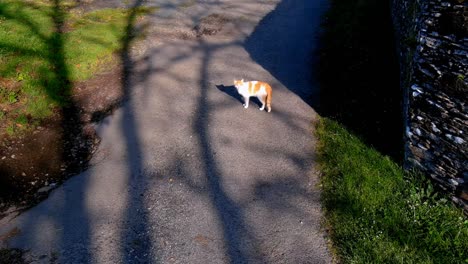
left=0, top=1, right=331, bottom=263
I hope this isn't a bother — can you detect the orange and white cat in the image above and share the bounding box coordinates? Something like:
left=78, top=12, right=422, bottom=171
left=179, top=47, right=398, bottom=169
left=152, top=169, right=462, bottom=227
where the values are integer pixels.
left=233, top=79, right=272, bottom=112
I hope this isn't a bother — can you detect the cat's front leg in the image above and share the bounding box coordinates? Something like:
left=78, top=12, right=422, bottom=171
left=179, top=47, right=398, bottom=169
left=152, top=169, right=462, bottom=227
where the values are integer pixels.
left=243, top=96, right=249, bottom=109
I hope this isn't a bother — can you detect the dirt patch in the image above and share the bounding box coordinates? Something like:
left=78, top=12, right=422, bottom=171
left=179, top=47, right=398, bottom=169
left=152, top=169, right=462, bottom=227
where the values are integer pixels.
left=148, top=13, right=237, bottom=42
left=193, top=14, right=229, bottom=37
left=67, top=0, right=126, bottom=12
left=0, top=78, right=20, bottom=94
left=0, top=67, right=124, bottom=218
left=73, top=67, right=124, bottom=123
left=0, top=78, right=22, bottom=126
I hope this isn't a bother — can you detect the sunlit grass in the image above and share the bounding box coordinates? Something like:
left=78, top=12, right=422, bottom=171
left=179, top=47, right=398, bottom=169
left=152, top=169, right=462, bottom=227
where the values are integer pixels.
left=0, top=0, right=148, bottom=135
left=317, top=118, right=468, bottom=263
left=65, top=8, right=129, bottom=80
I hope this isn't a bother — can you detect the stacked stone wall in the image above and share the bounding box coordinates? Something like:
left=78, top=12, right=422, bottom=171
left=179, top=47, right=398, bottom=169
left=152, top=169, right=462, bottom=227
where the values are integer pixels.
left=393, top=0, right=467, bottom=211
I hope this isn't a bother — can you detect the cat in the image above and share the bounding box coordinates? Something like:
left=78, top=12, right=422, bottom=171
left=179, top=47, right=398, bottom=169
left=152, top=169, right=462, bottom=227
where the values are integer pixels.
left=233, top=79, right=272, bottom=112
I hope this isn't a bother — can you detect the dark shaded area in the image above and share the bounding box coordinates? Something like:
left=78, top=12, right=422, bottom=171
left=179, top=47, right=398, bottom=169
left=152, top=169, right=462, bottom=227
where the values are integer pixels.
left=0, top=248, right=26, bottom=264
left=119, top=0, right=154, bottom=262
left=315, top=0, right=403, bottom=161
left=438, top=6, right=468, bottom=38
left=245, top=0, right=323, bottom=107
left=43, top=1, right=94, bottom=263
left=196, top=43, right=260, bottom=264
left=48, top=0, right=96, bottom=186
left=438, top=73, right=468, bottom=99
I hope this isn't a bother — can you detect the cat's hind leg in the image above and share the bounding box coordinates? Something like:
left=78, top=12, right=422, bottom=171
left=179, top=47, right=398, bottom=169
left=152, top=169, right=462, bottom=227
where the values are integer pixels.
left=243, top=96, right=249, bottom=109
left=258, top=95, right=266, bottom=111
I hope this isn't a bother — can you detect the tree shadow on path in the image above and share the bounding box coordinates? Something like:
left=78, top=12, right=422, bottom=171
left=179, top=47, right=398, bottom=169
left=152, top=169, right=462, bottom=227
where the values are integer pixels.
left=195, top=38, right=265, bottom=264
left=118, top=0, right=154, bottom=262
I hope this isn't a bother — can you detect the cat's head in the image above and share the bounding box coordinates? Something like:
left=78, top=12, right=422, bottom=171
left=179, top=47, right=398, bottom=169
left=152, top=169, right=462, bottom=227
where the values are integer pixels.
left=233, top=79, right=244, bottom=89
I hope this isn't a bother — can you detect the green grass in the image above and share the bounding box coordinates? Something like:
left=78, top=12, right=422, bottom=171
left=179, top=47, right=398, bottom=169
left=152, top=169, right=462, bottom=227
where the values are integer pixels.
left=316, top=118, right=468, bottom=263
left=316, top=1, right=468, bottom=261
left=65, top=8, right=129, bottom=80
left=0, top=0, right=148, bottom=135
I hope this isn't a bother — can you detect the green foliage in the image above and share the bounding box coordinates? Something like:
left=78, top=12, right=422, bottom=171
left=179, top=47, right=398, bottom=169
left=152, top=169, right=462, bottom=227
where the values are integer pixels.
left=15, top=114, right=28, bottom=125
left=66, top=8, right=129, bottom=80
left=16, top=72, right=26, bottom=82
left=0, top=87, right=18, bottom=104
left=7, top=91, right=18, bottom=103
left=5, top=125, right=15, bottom=136
left=316, top=118, right=468, bottom=263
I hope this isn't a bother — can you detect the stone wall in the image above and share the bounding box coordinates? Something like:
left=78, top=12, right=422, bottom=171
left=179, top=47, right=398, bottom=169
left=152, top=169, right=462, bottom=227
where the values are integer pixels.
left=392, top=0, right=467, bottom=211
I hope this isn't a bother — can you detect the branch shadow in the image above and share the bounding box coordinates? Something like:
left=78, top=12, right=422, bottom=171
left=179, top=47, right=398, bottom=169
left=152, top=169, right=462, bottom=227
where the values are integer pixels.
left=196, top=41, right=261, bottom=264
left=118, top=0, right=154, bottom=262
left=48, top=1, right=93, bottom=262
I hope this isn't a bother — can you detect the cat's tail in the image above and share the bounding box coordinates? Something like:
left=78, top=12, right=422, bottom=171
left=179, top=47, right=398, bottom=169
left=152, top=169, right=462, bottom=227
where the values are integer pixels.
left=266, top=85, right=272, bottom=112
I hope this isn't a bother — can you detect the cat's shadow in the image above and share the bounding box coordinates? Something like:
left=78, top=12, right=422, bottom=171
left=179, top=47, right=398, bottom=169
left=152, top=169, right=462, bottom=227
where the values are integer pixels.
left=216, top=84, right=262, bottom=107
left=216, top=85, right=243, bottom=104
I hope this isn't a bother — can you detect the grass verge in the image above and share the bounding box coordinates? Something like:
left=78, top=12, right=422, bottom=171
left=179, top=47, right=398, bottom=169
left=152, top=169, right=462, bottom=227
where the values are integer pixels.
left=317, top=118, right=468, bottom=263
left=0, top=0, right=149, bottom=136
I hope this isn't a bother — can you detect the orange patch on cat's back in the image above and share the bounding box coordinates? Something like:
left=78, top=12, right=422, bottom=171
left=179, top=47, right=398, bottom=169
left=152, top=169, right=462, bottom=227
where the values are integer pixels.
left=254, top=82, right=261, bottom=93
left=247, top=81, right=253, bottom=94
left=248, top=81, right=267, bottom=93
left=257, top=81, right=271, bottom=93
